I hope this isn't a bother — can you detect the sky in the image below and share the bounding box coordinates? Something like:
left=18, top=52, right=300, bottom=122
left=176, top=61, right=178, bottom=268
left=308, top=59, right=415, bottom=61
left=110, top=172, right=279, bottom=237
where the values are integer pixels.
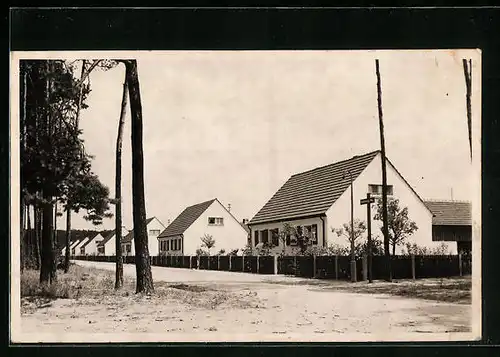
left=45, top=50, right=479, bottom=231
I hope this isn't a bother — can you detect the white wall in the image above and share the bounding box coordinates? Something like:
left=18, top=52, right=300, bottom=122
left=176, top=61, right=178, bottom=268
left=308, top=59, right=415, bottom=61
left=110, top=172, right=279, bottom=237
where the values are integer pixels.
left=73, top=237, right=89, bottom=255
left=249, top=216, right=326, bottom=255
left=182, top=200, right=248, bottom=255
left=103, top=227, right=129, bottom=256
left=326, top=153, right=456, bottom=254
left=69, top=240, right=80, bottom=255
left=103, top=234, right=116, bottom=256
left=126, top=218, right=166, bottom=256
left=82, top=234, right=104, bottom=255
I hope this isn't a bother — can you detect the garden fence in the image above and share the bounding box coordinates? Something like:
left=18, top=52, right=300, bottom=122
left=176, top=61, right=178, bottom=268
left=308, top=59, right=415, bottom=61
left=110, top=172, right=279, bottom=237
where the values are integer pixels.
left=72, top=253, right=472, bottom=281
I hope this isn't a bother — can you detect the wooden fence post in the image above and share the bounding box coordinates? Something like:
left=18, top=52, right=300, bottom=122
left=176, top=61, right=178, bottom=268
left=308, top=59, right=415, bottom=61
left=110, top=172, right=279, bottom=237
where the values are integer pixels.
left=459, top=252, right=463, bottom=277
left=257, top=255, right=260, bottom=274
left=294, top=255, right=297, bottom=276
left=362, top=254, right=368, bottom=281
left=411, top=254, right=416, bottom=280
left=274, top=255, right=278, bottom=275
left=229, top=255, right=232, bottom=271
left=242, top=255, right=245, bottom=272
left=313, top=255, right=317, bottom=278
left=217, top=255, right=220, bottom=270
left=335, top=255, right=339, bottom=280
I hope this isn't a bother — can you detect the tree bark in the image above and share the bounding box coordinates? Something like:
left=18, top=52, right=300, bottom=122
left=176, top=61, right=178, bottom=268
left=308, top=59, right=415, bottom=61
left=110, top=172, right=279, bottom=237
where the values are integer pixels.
left=40, top=196, right=54, bottom=284
left=75, top=60, right=86, bottom=128
left=124, top=60, right=154, bottom=294
left=462, top=59, right=473, bottom=161
left=51, top=199, right=58, bottom=281
left=26, top=205, right=34, bottom=269
left=114, top=75, right=128, bottom=290
left=64, top=209, right=72, bottom=273
left=34, top=202, right=41, bottom=270
left=20, top=195, right=26, bottom=272
left=375, top=59, right=392, bottom=281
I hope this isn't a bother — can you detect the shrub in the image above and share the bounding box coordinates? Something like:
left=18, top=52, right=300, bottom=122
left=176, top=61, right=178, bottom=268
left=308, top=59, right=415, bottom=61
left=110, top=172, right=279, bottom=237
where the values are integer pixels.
left=21, top=269, right=77, bottom=299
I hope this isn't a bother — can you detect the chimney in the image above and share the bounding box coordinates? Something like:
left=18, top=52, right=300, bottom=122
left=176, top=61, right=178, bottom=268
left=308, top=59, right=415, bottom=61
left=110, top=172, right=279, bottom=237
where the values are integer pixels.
left=242, top=219, right=249, bottom=225
left=167, top=219, right=171, bottom=226
left=227, top=203, right=231, bottom=212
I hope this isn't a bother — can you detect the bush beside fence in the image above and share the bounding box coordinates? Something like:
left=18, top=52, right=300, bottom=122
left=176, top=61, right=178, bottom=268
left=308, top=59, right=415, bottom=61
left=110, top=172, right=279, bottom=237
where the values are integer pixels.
left=72, top=253, right=472, bottom=280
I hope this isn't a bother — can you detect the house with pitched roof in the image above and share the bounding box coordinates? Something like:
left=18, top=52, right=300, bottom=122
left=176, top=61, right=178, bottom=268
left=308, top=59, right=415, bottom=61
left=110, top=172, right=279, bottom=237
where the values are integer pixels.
left=248, top=150, right=457, bottom=255
left=157, top=199, right=248, bottom=256
left=96, top=227, right=129, bottom=256
left=121, top=217, right=166, bottom=256
left=79, top=232, right=106, bottom=256
left=424, top=200, right=472, bottom=254
left=72, top=237, right=90, bottom=256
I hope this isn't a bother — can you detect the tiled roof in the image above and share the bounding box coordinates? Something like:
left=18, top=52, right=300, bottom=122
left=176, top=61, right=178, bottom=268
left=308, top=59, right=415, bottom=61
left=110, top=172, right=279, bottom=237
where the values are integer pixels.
left=121, top=217, right=156, bottom=243
left=97, top=230, right=118, bottom=247
left=249, top=151, right=380, bottom=225
left=26, top=229, right=100, bottom=249
left=158, top=199, right=216, bottom=238
left=424, top=200, right=472, bottom=226
left=80, top=232, right=102, bottom=248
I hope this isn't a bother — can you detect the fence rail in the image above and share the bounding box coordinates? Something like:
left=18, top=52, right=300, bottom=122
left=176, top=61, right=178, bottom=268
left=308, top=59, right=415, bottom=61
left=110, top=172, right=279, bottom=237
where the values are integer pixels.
left=72, top=253, right=472, bottom=280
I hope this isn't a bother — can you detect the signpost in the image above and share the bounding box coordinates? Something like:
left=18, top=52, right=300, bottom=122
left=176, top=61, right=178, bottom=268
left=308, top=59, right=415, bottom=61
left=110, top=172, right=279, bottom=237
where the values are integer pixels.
left=360, top=193, right=375, bottom=283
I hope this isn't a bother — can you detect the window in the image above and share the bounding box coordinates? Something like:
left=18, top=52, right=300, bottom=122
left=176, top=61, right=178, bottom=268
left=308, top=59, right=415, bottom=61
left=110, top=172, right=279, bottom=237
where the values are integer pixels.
left=261, top=230, right=269, bottom=244
left=285, top=233, right=291, bottom=246
left=149, top=229, right=160, bottom=236
left=368, top=184, right=393, bottom=196
left=254, top=230, right=259, bottom=246
left=167, top=240, right=170, bottom=251
left=126, top=244, right=131, bottom=253
left=304, top=224, right=318, bottom=245
left=208, top=217, right=224, bottom=226
left=173, top=239, right=177, bottom=251
left=271, top=228, right=279, bottom=246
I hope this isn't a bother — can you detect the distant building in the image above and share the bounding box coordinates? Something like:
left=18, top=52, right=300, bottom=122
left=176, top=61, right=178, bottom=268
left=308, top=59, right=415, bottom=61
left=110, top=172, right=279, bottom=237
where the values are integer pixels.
left=121, top=217, right=166, bottom=256
left=424, top=200, right=472, bottom=254
left=79, top=232, right=106, bottom=256
left=248, top=150, right=457, bottom=255
left=157, top=198, right=248, bottom=256
left=96, top=227, right=129, bottom=256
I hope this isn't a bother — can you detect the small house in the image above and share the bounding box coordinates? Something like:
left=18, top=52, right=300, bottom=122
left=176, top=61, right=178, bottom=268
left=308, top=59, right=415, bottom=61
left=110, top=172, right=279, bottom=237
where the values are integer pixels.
left=157, top=199, right=248, bottom=256
left=121, top=217, right=166, bottom=256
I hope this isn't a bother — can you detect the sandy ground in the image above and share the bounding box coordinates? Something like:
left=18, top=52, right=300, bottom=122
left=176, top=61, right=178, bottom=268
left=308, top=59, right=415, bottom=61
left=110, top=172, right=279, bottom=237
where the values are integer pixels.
left=19, top=261, right=473, bottom=341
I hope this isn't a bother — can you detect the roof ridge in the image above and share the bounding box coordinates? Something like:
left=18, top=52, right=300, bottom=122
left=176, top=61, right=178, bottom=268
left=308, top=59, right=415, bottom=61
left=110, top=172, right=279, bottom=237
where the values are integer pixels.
left=424, top=199, right=472, bottom=204
left=291, top=150, right=380, bottom=177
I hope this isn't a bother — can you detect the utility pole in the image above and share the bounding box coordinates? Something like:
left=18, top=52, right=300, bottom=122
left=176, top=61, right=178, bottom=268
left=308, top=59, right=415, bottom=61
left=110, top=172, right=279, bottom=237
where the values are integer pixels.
left=375, top=59, right=392, bottom=282
left=343, top=170, right=356, bottom=283
left=360, top=193, right=375, bottom=283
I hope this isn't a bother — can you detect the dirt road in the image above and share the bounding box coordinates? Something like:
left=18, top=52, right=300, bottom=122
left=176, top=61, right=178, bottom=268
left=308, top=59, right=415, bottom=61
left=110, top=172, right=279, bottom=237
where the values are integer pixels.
left=18, top=260, right=474, bottom=342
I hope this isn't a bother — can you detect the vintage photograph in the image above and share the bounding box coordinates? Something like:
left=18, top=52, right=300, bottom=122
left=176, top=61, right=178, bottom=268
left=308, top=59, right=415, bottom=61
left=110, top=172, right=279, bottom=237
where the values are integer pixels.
left=10, top=50, right=481, bottom=342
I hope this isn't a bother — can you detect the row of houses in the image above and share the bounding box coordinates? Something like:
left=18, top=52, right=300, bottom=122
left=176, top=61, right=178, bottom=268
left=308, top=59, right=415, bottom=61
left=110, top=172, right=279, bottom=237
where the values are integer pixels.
left=61, top=199, right=250, bottom=257
left=63, top=150, right=472, bottom=257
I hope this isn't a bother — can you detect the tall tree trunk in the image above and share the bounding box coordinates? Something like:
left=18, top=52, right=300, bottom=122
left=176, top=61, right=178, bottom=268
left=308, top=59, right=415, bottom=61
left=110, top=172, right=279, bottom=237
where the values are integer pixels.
left=462, top=59, right=473, bottom=161
left=34, top=202, right=41, bottom=270
left=392, top=241, right=396, bottom=256
left=124, top=60, right=154, bottom=294
left=375, top=59, right=392, bottom=281
left=26, top=205, right=34, bottom=269
left=114, top=75, right=128, bottom=290
left=40, top=196, right=54, bottom=284
left=64, top=209, right=72, bottom=273
left=20, top=195, right=26, bottom=272
left=51, top=200, right=58, bottom=281
left=75, top=60, right=86, bottom=128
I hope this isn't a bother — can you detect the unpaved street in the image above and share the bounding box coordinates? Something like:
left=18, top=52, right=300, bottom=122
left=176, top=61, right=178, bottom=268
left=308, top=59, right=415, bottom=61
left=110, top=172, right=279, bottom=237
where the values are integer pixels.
left=19, top=261, right=473, bottom=342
